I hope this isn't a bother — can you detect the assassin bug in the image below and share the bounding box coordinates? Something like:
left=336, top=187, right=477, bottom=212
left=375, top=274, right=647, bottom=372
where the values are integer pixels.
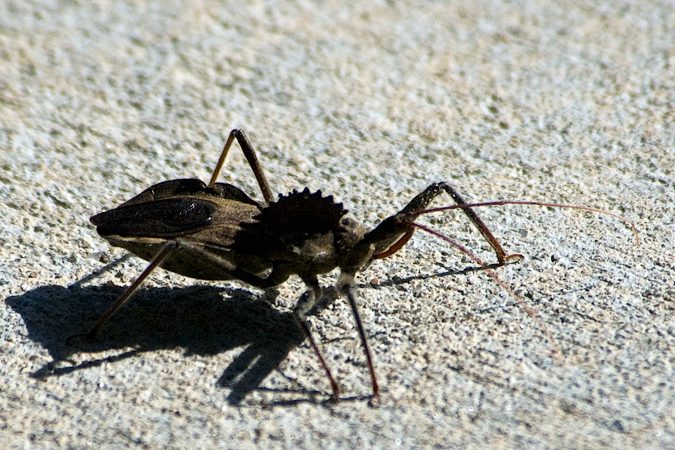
left=68, top=129, right=637, bottom=400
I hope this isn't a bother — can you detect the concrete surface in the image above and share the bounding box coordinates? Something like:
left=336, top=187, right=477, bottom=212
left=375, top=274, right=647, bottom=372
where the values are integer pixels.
left=1, top=0, right=674, bottom=448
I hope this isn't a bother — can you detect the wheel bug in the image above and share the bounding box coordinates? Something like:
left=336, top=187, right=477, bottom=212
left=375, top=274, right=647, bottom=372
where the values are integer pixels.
left=68, top=129, right=638, bottom=400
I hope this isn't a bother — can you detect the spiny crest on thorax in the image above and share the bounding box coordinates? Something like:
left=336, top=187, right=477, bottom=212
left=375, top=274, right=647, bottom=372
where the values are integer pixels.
left=253, top=188, right=348, bottom=246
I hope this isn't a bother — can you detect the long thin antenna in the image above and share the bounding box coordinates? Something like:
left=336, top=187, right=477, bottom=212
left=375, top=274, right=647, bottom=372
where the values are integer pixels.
left=418, top=201, right=639, bottom=245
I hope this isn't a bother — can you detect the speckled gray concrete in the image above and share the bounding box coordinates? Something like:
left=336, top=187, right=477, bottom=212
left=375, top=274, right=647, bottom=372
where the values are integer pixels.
left=1, top=1, right=674, bottom=448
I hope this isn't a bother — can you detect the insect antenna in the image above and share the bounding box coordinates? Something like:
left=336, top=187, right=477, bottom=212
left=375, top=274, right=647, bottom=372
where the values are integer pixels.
left=406, top=201, right=638, bottom=355
left=419, top=201, right=639, bottom=245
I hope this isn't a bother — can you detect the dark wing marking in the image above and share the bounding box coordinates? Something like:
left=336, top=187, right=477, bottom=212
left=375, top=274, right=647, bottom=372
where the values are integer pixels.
left=91, top=198, right=216, bottom=238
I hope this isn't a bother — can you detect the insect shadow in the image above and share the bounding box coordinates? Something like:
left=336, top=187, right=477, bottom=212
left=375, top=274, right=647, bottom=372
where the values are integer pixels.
left=8, top=261, right=485, bottom=405
left=8, top=281, right=305, bottom=404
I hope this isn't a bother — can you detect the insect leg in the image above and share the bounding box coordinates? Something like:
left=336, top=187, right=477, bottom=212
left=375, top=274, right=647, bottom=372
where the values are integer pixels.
left=169, top=240, right=292, bottom=288
left=294, top=274, right=340, bottom=400
left=68, top=240, right=288, bottom=344
left=145, top=240, right=339, bottom=397
left=209, top=129, right=274, bottom=206
left=338, top=272, right=379, bottom=398
left=438, top=182, right=521, bottom=265
left=66, top=242, right=178, bottom=344
left=401, top=182, right=520, bottom=265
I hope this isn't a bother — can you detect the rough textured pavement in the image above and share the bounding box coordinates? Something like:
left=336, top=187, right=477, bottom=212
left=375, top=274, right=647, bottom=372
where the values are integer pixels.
left=1, top=1, right=674, bottom=448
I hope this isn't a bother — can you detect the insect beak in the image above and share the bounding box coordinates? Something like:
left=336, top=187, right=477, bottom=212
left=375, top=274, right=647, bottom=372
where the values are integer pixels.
left=90, top=211, right=105, bottom=226
left=363, top=213, right=415, bottom=259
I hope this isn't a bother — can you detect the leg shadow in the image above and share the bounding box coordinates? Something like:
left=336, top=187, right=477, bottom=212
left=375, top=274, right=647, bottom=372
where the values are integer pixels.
left=5, top=282, right=310, bottom=405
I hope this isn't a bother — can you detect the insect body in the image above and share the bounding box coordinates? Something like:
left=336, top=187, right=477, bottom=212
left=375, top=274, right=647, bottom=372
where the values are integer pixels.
left=69, top=129, right=636, bottom=400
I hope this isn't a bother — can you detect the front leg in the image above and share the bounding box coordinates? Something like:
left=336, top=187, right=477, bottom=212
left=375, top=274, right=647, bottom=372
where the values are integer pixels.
left=367, top=182, right=519, bottom=265
left=405, top=182, right=515, bottom=264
